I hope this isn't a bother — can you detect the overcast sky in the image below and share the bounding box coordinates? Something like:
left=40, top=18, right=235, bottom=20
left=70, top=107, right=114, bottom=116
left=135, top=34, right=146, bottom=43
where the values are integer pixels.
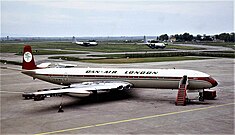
left=1, top=0, right=234, bottom=37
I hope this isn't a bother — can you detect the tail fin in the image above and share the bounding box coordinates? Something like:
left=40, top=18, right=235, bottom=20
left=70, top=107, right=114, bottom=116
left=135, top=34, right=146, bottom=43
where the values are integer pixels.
left=72, top=36, right=77, bottom=43
left=144, top=35, right=147, bottom=43
left=22, top=45, right=37, bottom=70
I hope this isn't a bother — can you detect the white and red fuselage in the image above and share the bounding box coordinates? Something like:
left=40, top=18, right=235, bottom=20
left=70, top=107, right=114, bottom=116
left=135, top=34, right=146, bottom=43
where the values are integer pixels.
left=23, top=68, right=217, bottom=90
left=21, top=45, right=218, bottom=91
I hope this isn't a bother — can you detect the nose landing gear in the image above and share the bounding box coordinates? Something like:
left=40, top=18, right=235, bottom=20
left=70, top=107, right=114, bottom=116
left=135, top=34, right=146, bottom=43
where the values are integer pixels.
left=198, top=89, right=217, bottom=101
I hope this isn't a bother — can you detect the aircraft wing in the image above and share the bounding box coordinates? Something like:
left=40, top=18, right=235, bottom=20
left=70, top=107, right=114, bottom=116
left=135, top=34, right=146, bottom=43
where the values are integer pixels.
left=23, top=81, right=132, bottom=100
left=37, top=62, right=52, bottom=68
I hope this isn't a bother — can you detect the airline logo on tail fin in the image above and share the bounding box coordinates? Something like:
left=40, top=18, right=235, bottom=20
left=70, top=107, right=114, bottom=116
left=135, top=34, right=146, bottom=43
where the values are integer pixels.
left=22, top=45, right=37, bottom=70
left=24, top=52, right=33, bottom=62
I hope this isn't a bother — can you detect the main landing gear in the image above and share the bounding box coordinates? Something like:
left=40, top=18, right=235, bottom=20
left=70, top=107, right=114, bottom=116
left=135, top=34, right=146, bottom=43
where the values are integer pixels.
left=92, top=90, right=98, bottom=101
left=199, top=89, right=204, bottom=101
left=58, top=96, right=64, bottom=113
left=58, top=103, right=64, bottom=113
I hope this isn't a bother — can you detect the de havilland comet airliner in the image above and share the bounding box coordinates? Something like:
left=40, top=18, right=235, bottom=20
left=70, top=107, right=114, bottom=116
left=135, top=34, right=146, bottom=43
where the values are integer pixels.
left=141, top=36, right=167, bottom=49
left=72, top=36, right=98, bottom=46
left=4, top=45, right=218, bottom=105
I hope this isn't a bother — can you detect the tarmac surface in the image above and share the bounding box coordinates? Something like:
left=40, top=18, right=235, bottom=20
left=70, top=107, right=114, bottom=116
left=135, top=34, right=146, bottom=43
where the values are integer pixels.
left=0, top=58, right=234, bottom=134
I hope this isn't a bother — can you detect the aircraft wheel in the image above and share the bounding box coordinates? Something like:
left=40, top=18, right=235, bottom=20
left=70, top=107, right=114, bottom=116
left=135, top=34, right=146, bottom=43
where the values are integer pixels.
left=92, top=90, right=97, bottom=95
left=186, top=98, right=191, bottom=103
left=34, top=95, right=45, bottom=101
left=199, top=91, right=204, bottom=101
left=199, top=96, right=204, bottom=101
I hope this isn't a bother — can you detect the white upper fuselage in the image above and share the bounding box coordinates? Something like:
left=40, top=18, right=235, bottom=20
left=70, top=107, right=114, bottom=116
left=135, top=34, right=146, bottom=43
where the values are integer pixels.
left=23, top=67, right=217, bottom=90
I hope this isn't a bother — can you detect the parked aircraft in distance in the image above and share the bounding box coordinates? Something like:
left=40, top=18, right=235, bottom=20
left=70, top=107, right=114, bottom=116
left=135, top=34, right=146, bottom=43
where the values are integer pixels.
left=8, top=45, right=217, bottom=106
left=72, top=36, right=98, bottom=46
left=37, top=63, right=77, bottom=69
left=141, top=36, right=167, bottom=49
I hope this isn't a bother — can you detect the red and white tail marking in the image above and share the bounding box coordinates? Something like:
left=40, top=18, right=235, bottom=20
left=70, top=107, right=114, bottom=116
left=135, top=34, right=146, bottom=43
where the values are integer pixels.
left=22, top=45, right=37, bottom=70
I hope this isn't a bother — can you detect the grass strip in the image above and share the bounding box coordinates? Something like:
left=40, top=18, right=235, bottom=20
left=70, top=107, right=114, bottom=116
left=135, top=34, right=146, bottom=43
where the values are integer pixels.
left=79, top=57, right=208, bottom=64
left=0, top=60, right=22, bottom=65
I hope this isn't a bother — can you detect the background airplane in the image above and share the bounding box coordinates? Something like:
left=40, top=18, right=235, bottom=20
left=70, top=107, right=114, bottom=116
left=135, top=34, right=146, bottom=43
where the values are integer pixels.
left=15, top=45, right=218, bottom=105
left=37, top=62, right=77, bottom=69
left=72, top=36, right=98, bottom=46
left=142, top=36, right=167, bottom=49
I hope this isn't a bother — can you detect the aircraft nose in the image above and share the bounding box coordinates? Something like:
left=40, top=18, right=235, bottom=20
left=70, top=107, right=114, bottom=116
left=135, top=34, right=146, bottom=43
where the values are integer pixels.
left=209, top=77, right=218, bottom=87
